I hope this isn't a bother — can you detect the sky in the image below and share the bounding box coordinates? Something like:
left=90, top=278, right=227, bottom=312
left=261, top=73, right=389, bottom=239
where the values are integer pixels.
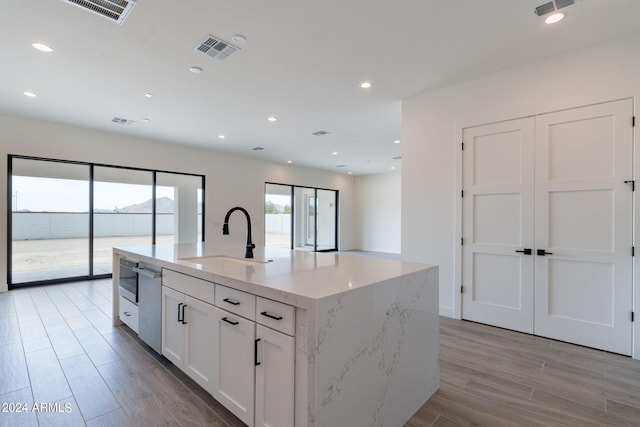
left=12, top=176, right=175, bottom=212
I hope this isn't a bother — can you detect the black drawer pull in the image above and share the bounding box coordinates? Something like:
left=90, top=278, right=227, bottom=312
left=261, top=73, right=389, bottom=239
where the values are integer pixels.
left=260, top=311, right=283, bottom=321
left=255, top=338, right=261, bottom=366
left=515, top=248, right=532, bottom=255
left=223, top=298, right=240, bottom=306
left=181, top=304, right=188, bottom=325
left=177, top=303, right=183, bottom=322
left=222, top=317, right=239, bottom=325
left=537, top=249, right=553, bottom=256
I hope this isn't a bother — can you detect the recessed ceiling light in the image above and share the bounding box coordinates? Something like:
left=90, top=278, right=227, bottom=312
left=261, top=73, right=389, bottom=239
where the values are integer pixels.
left=287, top=160, right=292, bottom=164
left=141, top=118, right=150, bottom=122
left=267, top=116, right=278, bottom=122
left=32, top=42, right=53, bottom=53
left=232, top=34, right=247, bottom=44
left=348, top=171, right=353, bottom=175
left=23, top=91, right=37, bottom=97
left=394, top=140, right=401, bottom=144
left=390, top=166, right=396, bottom=170
left=218, top=134, right=225, bottom=139
left=360, top=81, right=372, bottom=89
left=332, top=152, right=338, bottom=156
left=545, top=12, right=565, bottom=24
left=144, top=93, right=153, bottom=98
left=189, top=66, right=203, bottom=74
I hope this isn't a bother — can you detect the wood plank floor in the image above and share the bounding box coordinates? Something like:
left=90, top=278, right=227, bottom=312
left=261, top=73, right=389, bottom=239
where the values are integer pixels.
left=1, top=280, right=639, bottom=426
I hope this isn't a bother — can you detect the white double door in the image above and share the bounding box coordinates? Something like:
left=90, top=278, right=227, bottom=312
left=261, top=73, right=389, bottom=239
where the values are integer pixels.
left=462, top=99, right=633, bottom=355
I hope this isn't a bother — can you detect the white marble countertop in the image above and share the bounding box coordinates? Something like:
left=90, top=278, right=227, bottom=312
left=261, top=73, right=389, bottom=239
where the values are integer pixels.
left=113, top=243, right=434, bottom=308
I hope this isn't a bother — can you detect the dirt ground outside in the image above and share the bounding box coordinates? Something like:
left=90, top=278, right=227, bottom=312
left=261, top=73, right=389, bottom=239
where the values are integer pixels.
left=11, top=233, right=291, bottom=274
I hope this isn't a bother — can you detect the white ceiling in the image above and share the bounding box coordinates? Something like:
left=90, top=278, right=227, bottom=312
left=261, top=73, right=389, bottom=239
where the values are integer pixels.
left=1, top=0, right=639, bottom=175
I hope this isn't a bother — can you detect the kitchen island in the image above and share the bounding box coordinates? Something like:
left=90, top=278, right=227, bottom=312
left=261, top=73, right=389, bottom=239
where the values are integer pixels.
left=112, top=243, right=439, bottom=427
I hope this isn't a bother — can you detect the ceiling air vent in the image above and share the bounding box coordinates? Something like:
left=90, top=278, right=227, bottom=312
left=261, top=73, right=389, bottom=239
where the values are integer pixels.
left=194, top=35, right=240, bottom=61
left=63, top=0, right=136, bottom=25
left=112, top=117, right=135, bottom=125
left=534, top=0, right=574, bottom=16
left=555, top=0, right=575, bottom=10
left=312, top=130, right=330, bottom=136
left=534, top=2, right=555, bottom=16
left=252, top=146, right=265, bottom=151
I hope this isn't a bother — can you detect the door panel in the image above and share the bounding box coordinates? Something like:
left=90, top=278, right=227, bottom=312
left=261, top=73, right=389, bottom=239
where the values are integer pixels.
left=212, top=307, right=255, bottom=426
left=534, top=99, right=633, bottom=355
left=462, top=117, right=535, bottom=333
left=161, top=286, right=184, bottom=366
left=184, top=295, right=216, bottom=394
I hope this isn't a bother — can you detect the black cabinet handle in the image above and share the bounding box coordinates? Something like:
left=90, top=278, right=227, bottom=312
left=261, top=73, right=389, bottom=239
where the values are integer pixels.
left=222, top=317, right=239, bottom=325
left=223, top=298, right=240, bottom=306
left=123, top=312, right=131, bottom=317
left=515, top=248, right=532, bottom=255
left=255, top=338, right=261, bottom=366
left=537, top=249, right=553, bottom=256
left=260, top=311, right=283, bottom=321
left=177, top=303, right=183, bottom=322
left=181, top=304, right=188, bottom=324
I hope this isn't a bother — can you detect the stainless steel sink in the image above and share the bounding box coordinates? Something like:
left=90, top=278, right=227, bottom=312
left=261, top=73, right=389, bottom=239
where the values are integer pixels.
left=178, top=255, right=271, bottom=269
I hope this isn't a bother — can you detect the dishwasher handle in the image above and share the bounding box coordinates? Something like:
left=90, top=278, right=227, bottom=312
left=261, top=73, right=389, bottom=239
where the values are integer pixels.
left=132, top=267, right=161, bottom=279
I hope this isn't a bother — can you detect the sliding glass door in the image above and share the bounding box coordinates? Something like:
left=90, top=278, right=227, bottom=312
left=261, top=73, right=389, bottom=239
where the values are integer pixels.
left=265, top=183, right=338, bottom=251
left=265, top=183, right=292, bottom=248
left=8, top=155, right=205, bottom=288
left=11, top=158, right=90, bottom=283
left=93, top=167, right=153, bottom=274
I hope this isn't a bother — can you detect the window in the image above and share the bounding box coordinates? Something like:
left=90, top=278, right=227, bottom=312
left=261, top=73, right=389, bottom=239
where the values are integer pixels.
left=8, top=155, right=205, bottom=287
left=265, top=182, right=338, bottom=251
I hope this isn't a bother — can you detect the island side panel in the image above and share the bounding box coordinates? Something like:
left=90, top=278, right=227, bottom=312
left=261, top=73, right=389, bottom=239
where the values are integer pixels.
left=312, top=266, right=439, bottom=427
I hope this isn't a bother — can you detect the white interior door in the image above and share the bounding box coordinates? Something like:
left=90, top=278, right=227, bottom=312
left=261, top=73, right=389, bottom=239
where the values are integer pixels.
left=462, top=117, right=535, bottom=333
left=534, top=99, right=633, bottom=355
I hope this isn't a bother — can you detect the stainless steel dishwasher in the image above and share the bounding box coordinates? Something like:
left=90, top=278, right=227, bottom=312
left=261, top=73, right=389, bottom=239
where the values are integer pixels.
left=135, top=262, right=162, bottom=354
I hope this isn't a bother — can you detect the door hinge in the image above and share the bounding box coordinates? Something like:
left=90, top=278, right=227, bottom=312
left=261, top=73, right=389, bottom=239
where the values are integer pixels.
left=461, top=142, right=464, bottom=150
left=461, top=238, right=463, bottom=246
left=625, top=180, right=635, bottom=191
left=633, top=246, right=635, bottom=257
left=460, top=285, right=464, bottom=294
left=461, top=190, right=464, bottom=198
left=633, top=116, right=636, bottom=127
left=632, top=312, right=635, bottom=322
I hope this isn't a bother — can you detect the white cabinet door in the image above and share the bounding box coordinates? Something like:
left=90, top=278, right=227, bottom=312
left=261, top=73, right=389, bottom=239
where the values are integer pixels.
left=183, top=295, right=217, bottom=394
left=212, top=307, right=256, bottom=426
left=162, top=286, right=185, bottom=367
left=462, top=117, right=535, bottom=333
left=534, top=99, right=633, bottom=355
left=255, top=324, right=294, bottom=427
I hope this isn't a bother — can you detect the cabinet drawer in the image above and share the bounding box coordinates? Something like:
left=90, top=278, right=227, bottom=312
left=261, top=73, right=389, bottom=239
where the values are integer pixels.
left=119, top=295, right=139, bottom=333
left=162, top=269, right=215, bottom=306
left=215, top=285, right=255, bottom=320
left=256, top=297, right=295, bottom=336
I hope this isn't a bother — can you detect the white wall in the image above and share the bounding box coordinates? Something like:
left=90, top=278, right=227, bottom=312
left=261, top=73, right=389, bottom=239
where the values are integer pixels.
left=402, top=33, right=640, bottom=356
left=353, top=172, right=401, bottom=253
left=0, top=113, right=356, bottom=292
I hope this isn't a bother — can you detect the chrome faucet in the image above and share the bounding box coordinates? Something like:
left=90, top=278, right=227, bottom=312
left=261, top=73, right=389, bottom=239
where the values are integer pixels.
left=222, top=207, right=255, bottom=258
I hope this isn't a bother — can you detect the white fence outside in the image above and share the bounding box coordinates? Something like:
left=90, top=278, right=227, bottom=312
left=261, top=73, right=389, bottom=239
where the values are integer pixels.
left=265, top=214, right=291, bottom=233
left=12, top=212, right=179, bottom=239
